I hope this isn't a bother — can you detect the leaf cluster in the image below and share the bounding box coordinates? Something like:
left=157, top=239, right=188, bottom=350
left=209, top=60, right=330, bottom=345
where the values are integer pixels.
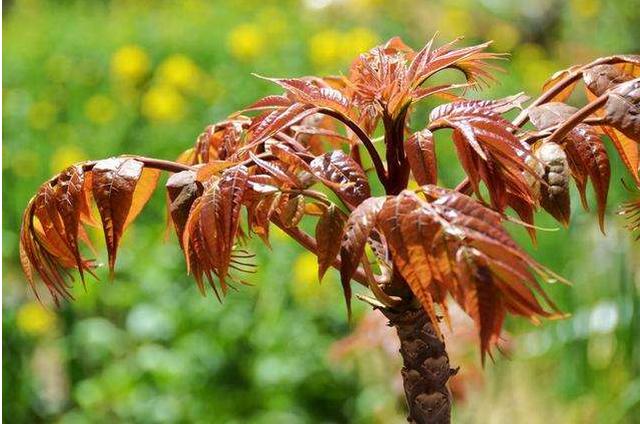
left=19, top=36, right=640, bottom=359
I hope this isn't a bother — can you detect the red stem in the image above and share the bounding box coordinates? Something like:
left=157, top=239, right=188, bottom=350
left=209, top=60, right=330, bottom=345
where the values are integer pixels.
left=78, top=156, right=193, bottom=174
left=319, top=108, right=388, bottom=186
left=383, top=109, right=411, bottom=195
left=547, top=93, right=609, bottom=143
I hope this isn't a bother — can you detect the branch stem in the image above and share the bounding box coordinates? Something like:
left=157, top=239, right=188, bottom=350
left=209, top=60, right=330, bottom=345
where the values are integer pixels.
left=383, top=108, right=411, bottom=195
left=319, top=108, right=388, bottom=187
left=547, top=93, right=608, bottom=143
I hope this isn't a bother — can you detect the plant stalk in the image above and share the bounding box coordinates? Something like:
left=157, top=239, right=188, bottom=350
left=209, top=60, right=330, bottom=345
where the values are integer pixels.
left=379, top=109, right=456, bottom=423
left=383, top=306, right=457, bottom=424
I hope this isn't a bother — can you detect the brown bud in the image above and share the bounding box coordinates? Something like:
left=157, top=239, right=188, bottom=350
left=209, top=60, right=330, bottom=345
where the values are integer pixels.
left=535, top=142, right=571, bottom=226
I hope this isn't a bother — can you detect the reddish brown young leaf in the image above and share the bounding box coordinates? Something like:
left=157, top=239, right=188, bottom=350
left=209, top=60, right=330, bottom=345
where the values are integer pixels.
left=257, top=76, right=352, bottom=116
left=528, top=102, right=578, bottom=130
left=376, top=192, right=452, bottom=330
left=600, top=126, right=639, bottom=186
left=195, top=161, right=235, bottom=182
left=269, top=144, right=313, bottom=173
left=33, top=184, right=76, bottom=263
left=581, top=69, right=640, bottom=187
left=249, top=152, right=301, bottom=188
left=182, top=196, right=216, bottom=297
left=316, top=204, right=346, bottom=281
left=430, top=100, right=536, bottom=211
left=506, top=190, right=538, bottom=243
left=454, top=247, right=505, bottom=364
left=540, top=64, right=582, bottom=102
left=583, top=64, right=635, bottom=97
left=52, top=165, right=88, bottom=281
left=188, top=118, right=251, bottom=164
left=20, top=199, right=73, bottom=303
left=198, top=165, right=249, bottom=287
left=92, top=158, right=160, bottom=272
left=128, top=167, right=161, bottom=227
left=406, top=129, right=438, bottom=185
left=427, top=186, right=564, bottom=304
left=374, top=187, right=561, bottom=356
left=409, top=38, right=504, bottom=90
left=278, top=194, right=305, bottom=228
left=602, top=79, right=640, bottom=142
left=377, top=192, right=444, bottom=329
left=566, top=127, right=611, bottom=231
left=249, top=103, right=317, bottom=144
left=429, top=94, right=528, bottom=121
left=584, top=93, right=639, bottom=186
left=346, top=36, right=503, bottom=120
left=309, top=150, right=371, bottom=206
left=292, top=113, right=347, bottom=155
left=340, top=197, right=386, bottom=288
left=248, top=192, right=281, bottom=246
left=444, top=121, right=536, bottom=211
left=437, top=192, right=561, bottom=298
left=398, top=203, right=450, bottom=335
left=19, top=166, right=101, bottom=303
left=244, top=94, right=294, bottom=111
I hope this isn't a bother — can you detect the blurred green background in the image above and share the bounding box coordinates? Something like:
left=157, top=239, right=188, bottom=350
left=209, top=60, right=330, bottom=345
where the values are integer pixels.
left=3, top=0, right=640, bottom=422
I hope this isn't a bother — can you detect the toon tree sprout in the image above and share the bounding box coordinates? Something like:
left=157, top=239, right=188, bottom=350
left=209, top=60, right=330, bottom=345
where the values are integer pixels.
left=18, top=35, right=640, bottom=423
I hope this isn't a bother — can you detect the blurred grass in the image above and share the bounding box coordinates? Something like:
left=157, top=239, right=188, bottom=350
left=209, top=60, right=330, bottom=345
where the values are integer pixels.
left=3, top=0, right=640, bottom=422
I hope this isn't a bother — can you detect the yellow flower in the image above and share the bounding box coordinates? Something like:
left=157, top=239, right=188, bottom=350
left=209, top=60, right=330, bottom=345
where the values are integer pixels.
left=571, top=0, right=600, bottom=18
left=341, top=27, right=378, bottom=61
left=50, top=145, right=87, bottom=174
left=84, top=95, right=117, bottom=125
left=291, top=252, right=337, bottom=307
left=487, top=22, right=520, bottom=51
left=309, top=29, right=343, bottom=68
left=111, top=45, right=150, bottom=83
left=141, top=84, right=186, bottom=122
left=293, top=251, right=318, bottom=285
left=157, top=54, right=202, bottom=92
left=28, top=100, right=57, bottom=130
left=227, top=24, right=264, bottom=61
left=16, top=302, right=57, bottom=336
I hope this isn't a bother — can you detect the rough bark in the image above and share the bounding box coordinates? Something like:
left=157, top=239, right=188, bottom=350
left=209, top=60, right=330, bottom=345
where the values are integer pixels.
left=383, top=308, right=457, bottom=424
